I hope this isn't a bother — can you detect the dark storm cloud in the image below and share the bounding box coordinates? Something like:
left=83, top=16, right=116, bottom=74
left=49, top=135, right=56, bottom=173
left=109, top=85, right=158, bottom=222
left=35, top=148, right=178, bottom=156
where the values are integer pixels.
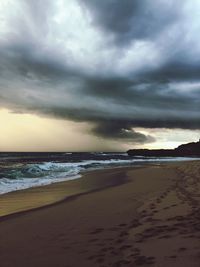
left=0, top=0, right=200, bottom=145
left=91, top=121, right=155, bottom=143
left=78, top=0, right=181, bottom=45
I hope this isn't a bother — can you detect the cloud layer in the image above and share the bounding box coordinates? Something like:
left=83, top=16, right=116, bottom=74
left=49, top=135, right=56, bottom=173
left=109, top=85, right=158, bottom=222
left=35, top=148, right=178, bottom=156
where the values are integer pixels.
left=0, top=0, right=200, bottom=144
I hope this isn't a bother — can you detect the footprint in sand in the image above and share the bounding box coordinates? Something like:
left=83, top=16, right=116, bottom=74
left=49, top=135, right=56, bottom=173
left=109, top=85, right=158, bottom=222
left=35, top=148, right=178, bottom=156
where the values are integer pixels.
left=134, top=255, right=155, bottom=265
left=178, top=247, right=187, bottom=251
left=169, top=255, right=177, bottom=259
left=90, top=228, right=104, bottom=234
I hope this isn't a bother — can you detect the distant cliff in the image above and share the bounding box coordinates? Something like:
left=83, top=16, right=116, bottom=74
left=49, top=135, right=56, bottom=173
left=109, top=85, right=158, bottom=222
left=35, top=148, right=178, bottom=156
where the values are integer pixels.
left=127, top=140, right=200, bottom=157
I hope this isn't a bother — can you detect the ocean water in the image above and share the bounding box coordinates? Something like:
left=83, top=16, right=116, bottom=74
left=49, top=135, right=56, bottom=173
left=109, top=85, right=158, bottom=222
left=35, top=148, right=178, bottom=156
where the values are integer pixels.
left=0, top=152, right=199, bottom=195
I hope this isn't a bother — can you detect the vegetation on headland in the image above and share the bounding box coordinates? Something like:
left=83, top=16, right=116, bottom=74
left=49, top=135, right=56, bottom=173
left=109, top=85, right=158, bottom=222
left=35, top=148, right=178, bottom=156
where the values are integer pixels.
left=127, top=140, right=200, bottom=157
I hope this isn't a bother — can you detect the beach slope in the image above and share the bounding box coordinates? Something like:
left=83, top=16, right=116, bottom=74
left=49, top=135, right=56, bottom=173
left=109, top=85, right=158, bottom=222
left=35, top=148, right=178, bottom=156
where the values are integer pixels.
left=0, top=162, right=200, bottom=267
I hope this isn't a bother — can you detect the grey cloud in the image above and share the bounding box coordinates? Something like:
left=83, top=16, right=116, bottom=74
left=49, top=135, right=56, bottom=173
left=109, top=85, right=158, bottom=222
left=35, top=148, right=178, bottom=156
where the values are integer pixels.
left=79, top=0, right=181, bottom=45
left=0, top=0, right=200, bottom=145
left=91, top=121, right=155, bottom=143
left=144, top=61, right=200, bottom=82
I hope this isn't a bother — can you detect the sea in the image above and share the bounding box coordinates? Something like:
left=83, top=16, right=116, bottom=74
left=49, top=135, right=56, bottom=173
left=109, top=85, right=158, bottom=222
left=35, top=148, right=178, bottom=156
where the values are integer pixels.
left=0, top=152, right=199, bottom=195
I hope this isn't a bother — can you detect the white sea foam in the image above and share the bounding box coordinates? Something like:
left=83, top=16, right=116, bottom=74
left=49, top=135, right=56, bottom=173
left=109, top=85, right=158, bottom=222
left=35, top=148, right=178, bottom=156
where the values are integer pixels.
left=0, top=175, right=81, bottom=195
left=0, top=157, right=199, bottom=195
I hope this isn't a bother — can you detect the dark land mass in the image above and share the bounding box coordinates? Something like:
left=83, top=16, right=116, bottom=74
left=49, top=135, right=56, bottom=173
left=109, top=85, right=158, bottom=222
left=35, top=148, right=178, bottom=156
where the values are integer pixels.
left=127, top=139, right=200, bottom=157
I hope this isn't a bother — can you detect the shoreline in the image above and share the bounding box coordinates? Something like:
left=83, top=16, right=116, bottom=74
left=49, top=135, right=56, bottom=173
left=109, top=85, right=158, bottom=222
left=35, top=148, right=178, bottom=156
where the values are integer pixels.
left=0, top=165, right=139, bottom=218
left=1, top=157, right=198, bottom=196
left=0, top=161, right=200, bottom=266
left=0, top=161, right=195, bottom=219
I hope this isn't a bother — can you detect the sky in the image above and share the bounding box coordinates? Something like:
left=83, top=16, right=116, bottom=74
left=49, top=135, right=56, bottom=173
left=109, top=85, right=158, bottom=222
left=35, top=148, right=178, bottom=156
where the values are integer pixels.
left=0, top=0, right=200, bottom=151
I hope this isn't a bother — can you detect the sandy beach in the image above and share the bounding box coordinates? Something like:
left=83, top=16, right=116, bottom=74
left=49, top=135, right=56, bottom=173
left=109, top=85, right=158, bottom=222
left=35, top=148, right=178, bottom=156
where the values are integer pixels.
left=0, top=161, right=200, bottom=267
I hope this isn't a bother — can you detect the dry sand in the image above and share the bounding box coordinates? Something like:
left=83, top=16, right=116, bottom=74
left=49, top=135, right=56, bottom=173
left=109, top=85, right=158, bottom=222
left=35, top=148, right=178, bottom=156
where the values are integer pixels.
left=0, top=161, right=200, bottom=267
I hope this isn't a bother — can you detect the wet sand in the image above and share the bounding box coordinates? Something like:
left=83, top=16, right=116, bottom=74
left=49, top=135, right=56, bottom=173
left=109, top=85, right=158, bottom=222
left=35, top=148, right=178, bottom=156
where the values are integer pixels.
left=0, top=161, right=200, bottom=266
left=0, top=167, right=131, bottom=217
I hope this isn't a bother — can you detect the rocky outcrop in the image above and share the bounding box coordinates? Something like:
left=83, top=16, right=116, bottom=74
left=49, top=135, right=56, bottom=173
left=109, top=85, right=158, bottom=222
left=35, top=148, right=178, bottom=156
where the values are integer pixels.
left=127, top=140, right=200, bottom=157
